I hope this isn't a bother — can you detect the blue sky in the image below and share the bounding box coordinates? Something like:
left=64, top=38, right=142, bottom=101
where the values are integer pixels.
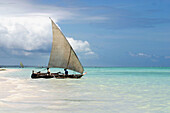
left=0, top=0, right=170, bottom=67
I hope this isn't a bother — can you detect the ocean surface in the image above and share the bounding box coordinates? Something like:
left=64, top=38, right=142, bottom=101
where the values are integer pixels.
left=0, top=67, right=170, bottom=113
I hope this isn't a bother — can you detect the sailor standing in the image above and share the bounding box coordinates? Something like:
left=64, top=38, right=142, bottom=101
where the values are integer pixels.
left=64, top=68, right=68, bottom=75
left=47, top=68, right=50, bottom=75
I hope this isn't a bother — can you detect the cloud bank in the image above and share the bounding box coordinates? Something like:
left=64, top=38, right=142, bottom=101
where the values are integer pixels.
left=0, top=17, right=94, bottom=56
left=0, top=17, right=51, bottom=51
left=0, top=0, right=95, bottom=57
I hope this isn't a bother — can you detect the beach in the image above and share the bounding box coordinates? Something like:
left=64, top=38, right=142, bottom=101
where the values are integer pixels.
left=0, top=69, right=19, bottom=73
left=0, top=69, right=6, bottom=72
left=0, top=67, right=170, bottom=113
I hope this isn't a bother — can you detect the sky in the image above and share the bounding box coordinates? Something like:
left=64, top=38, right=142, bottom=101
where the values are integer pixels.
left=0, top=0, right=170, bottom=67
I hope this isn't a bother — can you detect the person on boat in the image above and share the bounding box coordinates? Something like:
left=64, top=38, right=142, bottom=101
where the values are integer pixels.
left=47, top=68, right=50, bottom=75
left=64, top=68, right=68, bottom=75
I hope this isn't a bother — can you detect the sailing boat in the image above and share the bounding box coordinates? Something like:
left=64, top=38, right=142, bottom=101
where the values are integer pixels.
left=31, top=18, right=86, bottom=79
left=20, top=62, right=24, bottom=68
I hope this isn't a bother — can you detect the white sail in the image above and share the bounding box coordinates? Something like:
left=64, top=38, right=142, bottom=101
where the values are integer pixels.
left=48, top=18, right=84, bottom=73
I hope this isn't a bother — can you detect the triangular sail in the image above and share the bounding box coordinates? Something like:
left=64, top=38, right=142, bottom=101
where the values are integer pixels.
left=48, top=18, right=84, bottom=73
left=20, top=62, right=24, bottom=68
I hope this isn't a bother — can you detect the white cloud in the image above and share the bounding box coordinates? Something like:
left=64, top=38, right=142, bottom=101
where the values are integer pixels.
left=165, top=56, right=170, bottom=59
left=67, top=37, right=95, bottom=55
left=0, top=0, right=106, bottom=21
left=0, top=0, right=74, bottom=21
left=129, top=52, right=170, bottom=62
left=0, top=16, right=52, bottom=51
left=0, top=18, right=94, bottom=56
left=0, top=0, right=73, bottom=51
left=129, top=52, right=151, bottom=57
left=0, top=0, right=96, bottom=58
left=0, top=18, right=95, bottom=58
left=137, top=53, right=151, bottom=57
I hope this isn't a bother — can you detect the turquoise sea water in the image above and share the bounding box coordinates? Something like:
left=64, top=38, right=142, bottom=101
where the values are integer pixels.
left=0, top=67, right=170, bottom=113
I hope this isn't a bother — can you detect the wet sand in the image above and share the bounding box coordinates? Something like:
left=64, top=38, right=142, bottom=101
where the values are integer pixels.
left=0, top=69, right=20, bottom=73
left=0, top=69, right=6, bottom=71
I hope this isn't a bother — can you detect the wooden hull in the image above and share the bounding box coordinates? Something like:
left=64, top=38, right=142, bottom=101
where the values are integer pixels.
left=31, top=73, right=83, bottom=79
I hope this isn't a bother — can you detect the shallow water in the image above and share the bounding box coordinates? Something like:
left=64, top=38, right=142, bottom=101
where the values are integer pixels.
left=0, top=67, right=170, bottom=113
